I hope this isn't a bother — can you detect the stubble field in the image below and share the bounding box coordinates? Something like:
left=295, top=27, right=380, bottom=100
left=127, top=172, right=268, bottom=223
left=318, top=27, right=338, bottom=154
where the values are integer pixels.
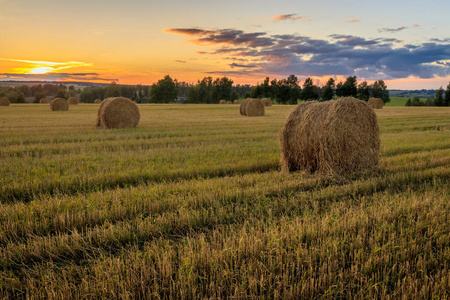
left=0, top=103, right=449, bottom=299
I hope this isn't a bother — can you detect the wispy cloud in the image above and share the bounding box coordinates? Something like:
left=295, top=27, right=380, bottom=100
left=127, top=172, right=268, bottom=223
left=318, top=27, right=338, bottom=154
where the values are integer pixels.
left=378, top=26, right=407, bottom=33
left=175, top=60, right=187, bottom=63
left=273, top=14, right=309, bottom=21
left=0, top=58, right=93, bottom=74
left=0, top=72, right=118, bottom=82
left=345, top=19, right=360, bottom=23
left=167, top=27, right=450, bottom=80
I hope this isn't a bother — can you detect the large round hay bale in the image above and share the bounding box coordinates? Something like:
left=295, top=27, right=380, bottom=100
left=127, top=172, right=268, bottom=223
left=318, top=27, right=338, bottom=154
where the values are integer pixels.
left=0, top=97, right=10, bottom=106
left=261, top=98, right=272, bottom=106
left=245, top=99, right=265, bottom=117
left=219, top=100, right=226, bottom=104
left=39, top=98, right=48, bottom=104
left=50, top=98, right=69, bottom=111
left=94, top=99, right=102, bottom=104
left=279, top=97, right=380, bottom=174
left=227, top=100, right=232, bottom=104
left=233, top=100, right=240, bottom=104
left=239, top=98, right=253, bottom=115
left=67, top=97, right=79, bottom=105
left=96, top=97, right=140, bottom=129
left=368, top=97, right=384, bottom=109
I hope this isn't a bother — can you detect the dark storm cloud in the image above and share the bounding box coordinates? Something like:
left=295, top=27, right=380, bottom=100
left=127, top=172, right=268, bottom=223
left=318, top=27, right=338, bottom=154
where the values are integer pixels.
left=167, top=27, right=450, bottom=80
left=0, top=73, right=118, bottom=82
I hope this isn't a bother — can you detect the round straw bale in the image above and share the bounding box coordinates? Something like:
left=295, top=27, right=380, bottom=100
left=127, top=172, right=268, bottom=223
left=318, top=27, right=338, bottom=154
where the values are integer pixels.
left=261, top=98, right=272, bottom=106
left=245, top=99, right=265, bottom=117
left=233, top=100, right=240, bottom=104
left=219, top=100, right=226, bottom=104
left=50, top=98, right=69, bottom=111
left=227, top=100, right=232, bottom=104
left=368, top=97, right=384, bottom=109
left=239, top=98, right=253, bottom=115
left=0, top=97, right=10, bottom=106
left=94, top=99, right=102, bottom=104
left=67, top=97, right=79, bottom=105
left=96, top=97, right=140, bottom=129
left=39, top=98, right=48, bottom=104
left=280, top=97, right=380, bottom=174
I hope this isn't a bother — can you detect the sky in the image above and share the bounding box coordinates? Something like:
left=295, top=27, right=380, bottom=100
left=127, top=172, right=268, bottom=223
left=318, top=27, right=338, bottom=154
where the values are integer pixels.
left=1, top=0, right=450, bottom=89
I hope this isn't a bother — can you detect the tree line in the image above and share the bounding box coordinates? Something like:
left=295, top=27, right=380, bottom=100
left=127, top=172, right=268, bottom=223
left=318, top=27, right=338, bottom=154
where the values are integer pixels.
left=405, top=84, right=450, bottom=106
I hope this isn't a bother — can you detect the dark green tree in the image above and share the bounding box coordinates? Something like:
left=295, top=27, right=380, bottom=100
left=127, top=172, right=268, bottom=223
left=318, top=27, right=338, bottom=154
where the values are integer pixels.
left=54, top=89, right=68, bottom=99
left=34, top=92, right=46, bottom=103
left=405, top=98, right=411, bottom=106
left=301, top=77, right=318, bottom=100
left=150, top=75, right=178, bottom=103
left=322, top=78, right=335, bottom=101
left=370, top=80, right=390, bottom=103
left=105, top=82, right=121, bottom=98
left=357, top=81, right=370, bottom=101
left=340, top=76, right=358, bottom=97
left=445, top=82, right=450, bottom=106
left=435, top=87, right=444, bottom=106
left=212, top=77, right=234, bottom=102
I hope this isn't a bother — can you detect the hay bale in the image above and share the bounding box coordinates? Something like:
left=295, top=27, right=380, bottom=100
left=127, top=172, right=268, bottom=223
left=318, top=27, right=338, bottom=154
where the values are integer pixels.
left=261, top=98, right=272, bottom=106
left=279, top=97, right=380, bottom=174
left=67, top=97, right=79, bottom=105
left=233, top=100, right=240, bottom=104
left=227, top=101, right=232, bottom=104
left=219, top=100, right=226, bottom=104
left=39, top=98, right=48, bottom=104
left=96, top=97, right=140, bottom=129
left=239, top=98, right=253, bottom=115
left=94, top=99, right=102, bottom=104
left=0, top=97, right=10, bottom=106
left=50, top=98, right=69, bottom=111
left=245, top=99, right=265, bottom=117
left=368, top=97, right=384, bottom=109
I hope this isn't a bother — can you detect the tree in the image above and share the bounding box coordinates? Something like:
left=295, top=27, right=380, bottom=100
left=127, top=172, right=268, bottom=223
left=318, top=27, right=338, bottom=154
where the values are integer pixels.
left=301, top=77, right=318, bottom=100
left=405, top=98, right=411, bottom=106
left=322, top=78, right=335, bottom=101
left=105, top=82, right=121, bottom=98
left=411, top=96, right=423, bottom=106
left=370, top=80, right=390, bottom=103
left=336, top=76, right=357, bottom=97
left=34, top=92, right=46, bottom=103
left=212, top=77, right=234, bottom=102
left=357, top=81, right=370, bottom=101
left=150, top=75, right=178, bottom=103
left=445, top=82, right=450, bottom=106
left=54, top=89, right=68, bottom=99
left=435, top=87, right=444, bottom=106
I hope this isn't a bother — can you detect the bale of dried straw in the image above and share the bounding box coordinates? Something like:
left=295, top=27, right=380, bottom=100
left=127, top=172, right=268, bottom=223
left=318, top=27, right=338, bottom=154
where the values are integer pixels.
left=245, top=99, right=265, bottom=117
left=368, top=97, right=384, bottom=109
left=50, top=98, right=69, bottom=111
left=219, top=100, right=226, bottom=104
left=233, top=100, right=240, bottom=104
left=239, top=98, right=253, bottom=115
left=261, top=98, right=272, bottom=106
left=0, top=97, right=10, bottom=106
left=279, top=97, right=380, bottom=174
left=96, top=97, right=140, bottom=129
left=39, top=98, right=48, bottom=104
left=67, top=97, right=79, bottom=105
left=227, top=100, right=232, bottom=104
left=94, top=99, right=102, bottom=104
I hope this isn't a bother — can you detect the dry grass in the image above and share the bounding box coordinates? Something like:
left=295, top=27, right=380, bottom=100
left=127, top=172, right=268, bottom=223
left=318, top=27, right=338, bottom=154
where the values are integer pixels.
left=0, top=97, right=10, bottom=106
left=280, top=97, right=380, bottom=174
left=96, top=97, right=140, bottom=129
left=368, top=97, right=384, bottom=109
left=239, top=98, right=253, bottom=115
left=219, top=100, right=226, bottom=104
left=50, top=98, right=69, bottom=111
left=245, top=99, right=265, bottom=116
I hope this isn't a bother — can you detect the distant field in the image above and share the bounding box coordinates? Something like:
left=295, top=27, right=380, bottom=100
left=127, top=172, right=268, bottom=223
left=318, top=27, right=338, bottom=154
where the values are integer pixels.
left=0, top=104, right=449, bottom=298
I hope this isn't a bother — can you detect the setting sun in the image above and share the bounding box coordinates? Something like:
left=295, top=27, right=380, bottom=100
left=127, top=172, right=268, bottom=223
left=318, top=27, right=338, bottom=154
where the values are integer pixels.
left=27, top=66, right=53, bottom=74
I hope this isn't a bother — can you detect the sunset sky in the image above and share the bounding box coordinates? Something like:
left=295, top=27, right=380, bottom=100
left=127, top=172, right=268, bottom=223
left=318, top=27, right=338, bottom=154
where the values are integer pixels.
left=1, top=0, right=450, bottom=89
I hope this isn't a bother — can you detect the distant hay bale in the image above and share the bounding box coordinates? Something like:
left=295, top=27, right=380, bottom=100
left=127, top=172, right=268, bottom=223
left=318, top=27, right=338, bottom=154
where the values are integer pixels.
left=219, top=100, right=226, bottom=104
left=94, top=99, right=102, bottom=104
left=280, top=97, right=380, bottom=174
left=39, top=98, right=48, bottom=104
left=227, top=101, right=232, bottom=104
left=67, top=97, right=79, bottom=105
left=261, top=98, right=272, bottom=106
left=245, top=99, right=265, bottom=117
left=50, top=98, right=69, bottom=111
left=239, top=98, right=253, bottom=115
left=233, top=100, right=240, bottom=104
left=0, top=97, right=10, bottom=106
left=96, top=97, right=140, bottom=129
left=368, top=97, right=384, bottom=109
